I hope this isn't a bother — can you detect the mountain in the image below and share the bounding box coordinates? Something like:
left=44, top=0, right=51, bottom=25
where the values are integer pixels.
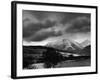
left=81, top=40, right=90, bottom=47
left=79, top=45, right=91, bottom=56
left=46, top=38, right=83, bottom=53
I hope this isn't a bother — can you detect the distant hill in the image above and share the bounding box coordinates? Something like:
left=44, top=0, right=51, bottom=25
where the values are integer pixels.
left=81, top=40, right=90, bottom=47
left=79, top=45, right=91, bottom=56
left=46, top=38, right=83, bottom=53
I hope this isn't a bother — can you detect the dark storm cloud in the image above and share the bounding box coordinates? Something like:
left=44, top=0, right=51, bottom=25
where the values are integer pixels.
left=23, top=10, right=65, bottom=24
left=26, top=27, right=62, bottom=41
left=23, top=10, right=90, bottom=41
left=23, top=20, right=56, bottom=37
left=61, top=13, right=90, bottom=24
left=66, top=16, right=90, bottom=33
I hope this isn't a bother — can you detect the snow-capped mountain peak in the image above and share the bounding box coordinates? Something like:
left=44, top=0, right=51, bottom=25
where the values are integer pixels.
left=46, top=38, right=83, bottom=52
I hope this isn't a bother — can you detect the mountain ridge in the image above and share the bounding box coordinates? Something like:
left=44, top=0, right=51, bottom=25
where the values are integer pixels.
left=81, top=39, right=90, bottom=47
left=46, top=38, right=83, bottom=53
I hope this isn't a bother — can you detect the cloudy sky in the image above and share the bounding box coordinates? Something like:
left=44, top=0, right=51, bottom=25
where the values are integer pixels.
left=23, top=10, right=91, bottom=46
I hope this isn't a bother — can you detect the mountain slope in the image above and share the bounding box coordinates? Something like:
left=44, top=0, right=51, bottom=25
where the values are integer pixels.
left=79, top=45, right=91, bottom=56
left=81, top=40, right=90, bottom=47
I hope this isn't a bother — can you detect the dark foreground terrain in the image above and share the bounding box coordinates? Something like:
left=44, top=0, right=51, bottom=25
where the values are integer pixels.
left=56, top=58, right=90, bottom=68
left=23, top=46, right=91, bottom=69
left=25, top=57, right=90, bottom=69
